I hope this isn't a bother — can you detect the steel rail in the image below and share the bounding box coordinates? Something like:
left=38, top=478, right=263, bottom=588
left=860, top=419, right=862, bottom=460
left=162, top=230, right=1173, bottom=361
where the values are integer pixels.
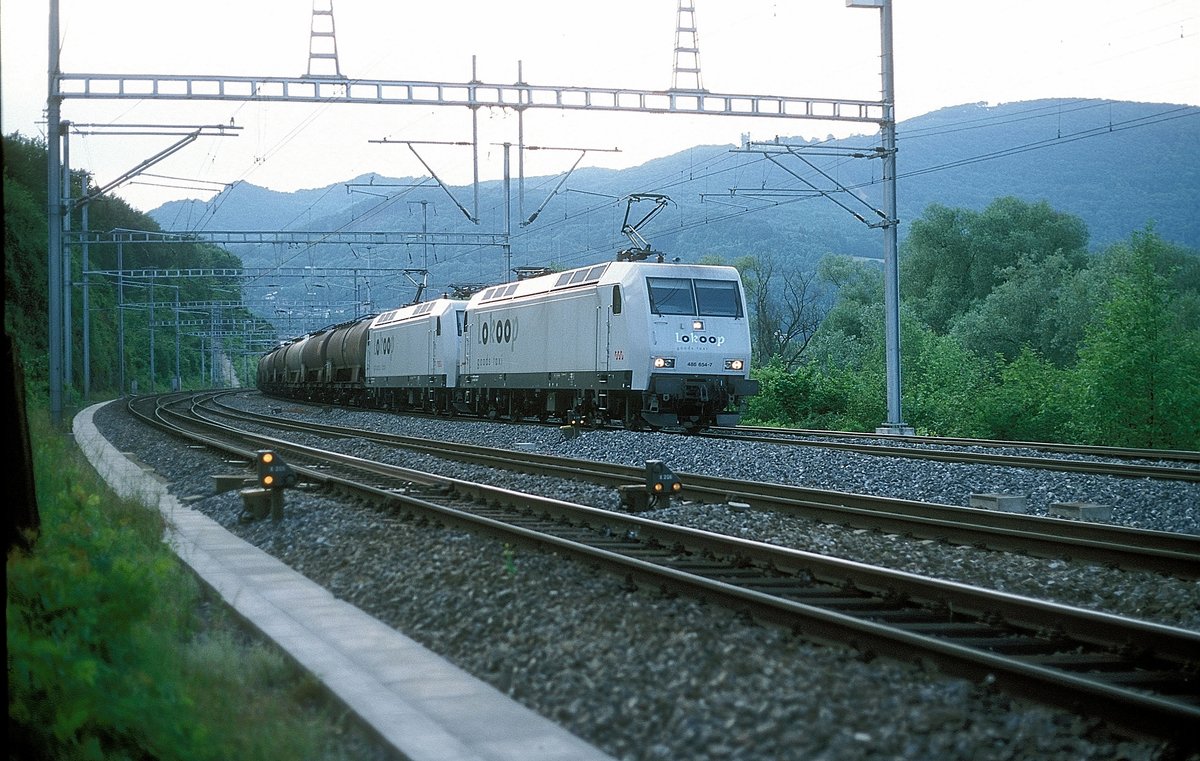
left=252, top=391, right=1200, bottom=478
left=724, top=424, right=1200, bottom=465
left=701, top=429, right=1200, bottom=482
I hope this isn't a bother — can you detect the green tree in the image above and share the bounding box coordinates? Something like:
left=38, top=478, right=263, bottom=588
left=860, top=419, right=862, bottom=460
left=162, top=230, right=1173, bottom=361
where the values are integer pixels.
left=3, top=132, right=275, bottom=395
left=898, top=203, right=974, bottom=332
left=1072, top=229, right=1200, bottom=448
left=901, top=197, right=1088, bottom=333
left=900, top=317, right=991, bottom=436
left=978, top=347, right=1075, bottom=442
left=810, top=254, right=883, bottom=354
left=4, top=172, right=50, bottom=379
left=732, top=253, right=828, bottom=370
left=744, top=255, right=887, bottom=430
left=949, top=252, right=1086, bottom=366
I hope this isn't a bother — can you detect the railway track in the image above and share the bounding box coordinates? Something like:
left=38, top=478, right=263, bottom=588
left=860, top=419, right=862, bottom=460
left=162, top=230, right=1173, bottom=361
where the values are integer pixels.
left=703, top=427, right=1200, bottom=483
left=199, top=393, right=1200, bottom=579
left=257, top=391, right=1200, bottom=482
left=123, top=392, right=1200, bottom=749
left=726, top=424, right=1200, bottom=464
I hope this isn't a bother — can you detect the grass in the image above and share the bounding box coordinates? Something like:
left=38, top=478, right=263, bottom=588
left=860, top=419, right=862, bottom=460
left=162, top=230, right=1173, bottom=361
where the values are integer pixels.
left=7, top=402, right=392, bottom=760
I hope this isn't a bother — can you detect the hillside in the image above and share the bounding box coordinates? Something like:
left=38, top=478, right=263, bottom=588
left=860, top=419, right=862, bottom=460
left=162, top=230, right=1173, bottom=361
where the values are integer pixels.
left=150, top=98, right=1200, bottom=296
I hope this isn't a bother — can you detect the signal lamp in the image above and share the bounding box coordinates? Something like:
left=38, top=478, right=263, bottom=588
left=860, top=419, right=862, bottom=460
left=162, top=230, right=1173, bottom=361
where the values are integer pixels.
left=645, top=459, right=681, bottom=496
left=256, top=449, right=298, bottom=490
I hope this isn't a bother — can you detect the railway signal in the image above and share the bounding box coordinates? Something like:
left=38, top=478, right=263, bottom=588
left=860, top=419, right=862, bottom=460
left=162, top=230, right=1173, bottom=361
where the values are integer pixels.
left=257, top=449, right=298, bottom=490
left=237, top=449, right=299, bottom=522
left=620, top=459, right=682, bottom=512
left=646, top=459, right=682, bottom=498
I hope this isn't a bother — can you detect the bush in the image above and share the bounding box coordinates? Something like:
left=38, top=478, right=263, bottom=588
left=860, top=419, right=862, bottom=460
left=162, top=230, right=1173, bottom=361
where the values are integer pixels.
left=745, top=358, right=886, bottom=432
left=977, top=348, right=1076, bottom=443
left=745, top=360, right=820, bottom=426
left=8, top=406, right=381, bottom=760
left=8, top=416, right=212, bottom=760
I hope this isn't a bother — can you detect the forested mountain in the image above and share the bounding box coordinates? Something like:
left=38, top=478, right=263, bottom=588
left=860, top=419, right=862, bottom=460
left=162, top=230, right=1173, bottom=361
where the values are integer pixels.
left=150, top=98, right=1200, bottom=294
left=3, top=133, right=268, bottom=397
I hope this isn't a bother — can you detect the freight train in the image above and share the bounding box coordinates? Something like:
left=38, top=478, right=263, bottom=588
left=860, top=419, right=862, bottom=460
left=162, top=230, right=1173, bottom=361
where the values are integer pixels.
left=257, top=259, right=759, bottom=431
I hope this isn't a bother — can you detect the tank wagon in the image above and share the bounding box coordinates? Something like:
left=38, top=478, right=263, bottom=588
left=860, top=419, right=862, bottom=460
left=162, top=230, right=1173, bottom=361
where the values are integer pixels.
left=258, top=259, right=759, bottom=430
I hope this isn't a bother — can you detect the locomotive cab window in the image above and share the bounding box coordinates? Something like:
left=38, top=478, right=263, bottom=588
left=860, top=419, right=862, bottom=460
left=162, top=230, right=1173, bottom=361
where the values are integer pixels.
left=695, top=279, right=743, bottom=317
left=612, top=285, right=623, bottom=315
left=647, top=277, right=696, bottom=315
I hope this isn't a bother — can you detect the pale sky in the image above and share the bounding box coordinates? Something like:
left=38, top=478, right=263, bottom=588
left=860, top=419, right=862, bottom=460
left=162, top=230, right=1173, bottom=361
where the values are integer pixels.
left=2, top=0, right=1197, bottom=213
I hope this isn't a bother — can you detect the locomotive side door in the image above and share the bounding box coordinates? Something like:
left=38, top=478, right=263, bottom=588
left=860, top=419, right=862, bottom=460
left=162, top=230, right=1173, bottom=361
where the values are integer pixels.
left=598, top=286, right=611, bottom=372
left=427, top=315, right=437, bottom=376
left=459, top=309, right=471, bottom=377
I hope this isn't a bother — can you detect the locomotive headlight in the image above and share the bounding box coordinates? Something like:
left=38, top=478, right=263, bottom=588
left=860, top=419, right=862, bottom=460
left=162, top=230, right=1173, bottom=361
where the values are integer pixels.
left=653, top=357, right=676, bottom=369
left=725, top=359, right=745, bottom=371
left=692, top=320, right=704, bottom=331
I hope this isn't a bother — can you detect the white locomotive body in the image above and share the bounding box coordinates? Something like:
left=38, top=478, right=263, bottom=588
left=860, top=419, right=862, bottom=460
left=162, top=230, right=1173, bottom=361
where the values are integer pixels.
left=364, top=298, right=466, bottom=408
left=459, top=261, right=756, bottom=429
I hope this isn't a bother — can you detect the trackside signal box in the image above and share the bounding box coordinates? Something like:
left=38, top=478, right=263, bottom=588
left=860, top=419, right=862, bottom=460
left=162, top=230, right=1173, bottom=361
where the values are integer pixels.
left=238, top=450, right=298, bottom=522
left=619, top=459, right=682, bottom=512
left=645, top=459, right=681, bottom=497
left=256, top=450, right=298, bottom=490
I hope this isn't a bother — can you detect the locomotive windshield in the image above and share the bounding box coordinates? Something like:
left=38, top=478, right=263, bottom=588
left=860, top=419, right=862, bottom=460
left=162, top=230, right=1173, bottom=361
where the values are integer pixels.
left=648, top=277, right=743, bottom=318
left=647, top=277, right=695, bottom=315
left=694, top=279, right=743, bottom=317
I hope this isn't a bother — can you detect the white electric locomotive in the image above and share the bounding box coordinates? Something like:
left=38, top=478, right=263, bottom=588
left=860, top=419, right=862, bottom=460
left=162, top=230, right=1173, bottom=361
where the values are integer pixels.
left=364, top=297, right=466, bottom=409
left=458, top=260, right=757, bottom=429
left=258, top=259, right=758, bottom=430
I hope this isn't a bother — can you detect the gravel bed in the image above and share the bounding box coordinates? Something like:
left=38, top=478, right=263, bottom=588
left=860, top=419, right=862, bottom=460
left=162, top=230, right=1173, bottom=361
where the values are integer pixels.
left=246, top=397, right=1200, bottom=534
left=87, top=395, right=1199, bottom=761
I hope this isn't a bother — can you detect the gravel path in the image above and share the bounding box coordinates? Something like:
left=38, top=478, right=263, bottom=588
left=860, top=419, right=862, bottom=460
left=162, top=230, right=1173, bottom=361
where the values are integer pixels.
left=89, top=394, right=1200, bottom=761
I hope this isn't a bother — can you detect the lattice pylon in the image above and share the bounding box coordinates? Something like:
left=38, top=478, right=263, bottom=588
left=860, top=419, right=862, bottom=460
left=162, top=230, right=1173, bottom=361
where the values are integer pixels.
left=672, top=1, right=705, bottom=92
left=306, top=0, right=346, bottom=79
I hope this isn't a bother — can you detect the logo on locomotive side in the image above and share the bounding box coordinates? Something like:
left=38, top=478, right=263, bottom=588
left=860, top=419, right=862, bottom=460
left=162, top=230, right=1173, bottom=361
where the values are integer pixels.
left=480, top=317, right=517, bottom=346
left=675, top=332, right=725, bottom=346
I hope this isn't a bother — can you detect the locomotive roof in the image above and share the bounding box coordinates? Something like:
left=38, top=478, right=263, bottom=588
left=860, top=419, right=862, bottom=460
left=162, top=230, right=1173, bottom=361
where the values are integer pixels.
left=372, top=296, right=464, bottom=328
left=468, top=260, right=740, bottom=308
